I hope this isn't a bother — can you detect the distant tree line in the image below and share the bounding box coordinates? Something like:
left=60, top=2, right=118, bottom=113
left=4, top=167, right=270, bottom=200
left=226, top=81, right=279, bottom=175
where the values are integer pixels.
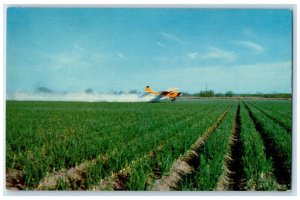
left=182, top=90, right=291, bottom=99
left=190, top=90, right=235, bottom=97
left=239, top=93, right=292, bottom=99
left=199, top=90, right=215, bottom=97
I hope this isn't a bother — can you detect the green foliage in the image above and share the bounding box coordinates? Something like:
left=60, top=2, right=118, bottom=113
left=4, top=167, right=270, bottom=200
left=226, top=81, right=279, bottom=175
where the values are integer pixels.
left=244, top=102, right=292, bottom=171
left=6, top=100, right=231, bottom=189
left=215, top=93, right=224, bottom=97
left=225, top=91, right=234, bottom=97
left=199, top=90, right=214, bottom=97
left=6, top=99, right=292, bottom=190
left=248, top=101, right=291, bottom=132
left=239, top=93, right=292, bottom=99
left=180, top=104, right=237, bottom=190
left=240, top=103, right=277, bottom=190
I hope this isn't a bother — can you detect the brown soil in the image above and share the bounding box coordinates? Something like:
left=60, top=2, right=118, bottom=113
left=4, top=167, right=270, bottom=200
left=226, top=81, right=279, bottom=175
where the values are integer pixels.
left=37, top=159, right=99, bottom=190
left=6, top=169, right=25, bottom=190
left=215, top=104, right=246, bottom=191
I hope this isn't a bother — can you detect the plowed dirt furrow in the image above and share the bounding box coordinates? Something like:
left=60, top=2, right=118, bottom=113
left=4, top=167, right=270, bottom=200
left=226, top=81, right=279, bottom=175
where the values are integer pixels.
left=151, top=106, right=231, bottom=191
left=36, top=159, right=99, bottom=190
left=6, top=169, right=25, bottom=190
left=216, top=104, right=245, bottom=191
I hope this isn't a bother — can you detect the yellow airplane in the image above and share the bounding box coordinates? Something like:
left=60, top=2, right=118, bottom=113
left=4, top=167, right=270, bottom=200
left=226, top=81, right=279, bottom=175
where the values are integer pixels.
left=145, top=86, right=182, bottom=102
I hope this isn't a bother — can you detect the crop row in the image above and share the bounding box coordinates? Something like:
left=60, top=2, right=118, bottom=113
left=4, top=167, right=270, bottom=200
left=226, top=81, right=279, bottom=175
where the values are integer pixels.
left=248, top=100, right=292, bottom=119
left=179, top=104, right=237, bottom=190
left=247, top=101, right=291, bottom=133
left=243, top=102, right=291, bottom=189
left=239, top=103, right=278, bottom=190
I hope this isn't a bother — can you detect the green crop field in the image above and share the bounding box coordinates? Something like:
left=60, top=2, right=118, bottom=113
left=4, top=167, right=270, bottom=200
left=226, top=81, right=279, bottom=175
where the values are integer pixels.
left=5, top=99, right=292, bottom=191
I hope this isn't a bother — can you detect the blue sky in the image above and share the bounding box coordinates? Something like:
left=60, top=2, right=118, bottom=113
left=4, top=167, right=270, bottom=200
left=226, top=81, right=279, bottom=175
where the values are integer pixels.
left=7, top=8, right=292, bottom=94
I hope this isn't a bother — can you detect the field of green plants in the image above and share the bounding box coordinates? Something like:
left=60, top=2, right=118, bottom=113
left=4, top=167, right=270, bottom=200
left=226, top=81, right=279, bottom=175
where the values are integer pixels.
left=6, top=99, right=292, bottom=191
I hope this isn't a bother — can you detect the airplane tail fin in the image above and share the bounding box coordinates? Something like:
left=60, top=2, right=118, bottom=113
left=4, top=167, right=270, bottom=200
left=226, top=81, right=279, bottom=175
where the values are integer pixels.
left=145, top=86, right=154, bottom=94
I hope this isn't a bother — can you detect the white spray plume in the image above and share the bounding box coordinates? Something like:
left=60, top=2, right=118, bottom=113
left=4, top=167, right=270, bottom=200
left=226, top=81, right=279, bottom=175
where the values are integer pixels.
left=6, top=91, right=158, bottom=102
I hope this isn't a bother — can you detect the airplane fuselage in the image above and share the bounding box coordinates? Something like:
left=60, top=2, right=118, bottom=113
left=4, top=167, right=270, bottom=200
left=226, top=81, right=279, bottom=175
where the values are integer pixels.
left=145, top=86, right=181, bottom=101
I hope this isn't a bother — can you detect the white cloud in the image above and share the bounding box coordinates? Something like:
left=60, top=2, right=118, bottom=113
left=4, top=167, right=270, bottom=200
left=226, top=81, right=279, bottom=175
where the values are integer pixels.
left=160, top=32, right=187, bottom=45
left=157, top=42, right=170, bottom=50
left=50, top=50, right=127, bottom=70
left=50, top=53, right=87, bottom=69
left=187, top=52, right=199, bottom=59
left=203, top=47, right=237, bottom=61
left=187, top=47, right=237, bottom=62
left=74, top=43, right=86, bottom=52
left=117, top=52, right=126, bottom=59
left=236, top=40, right=265, bottom=53
left=243, top=27, right=255, bottom=37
